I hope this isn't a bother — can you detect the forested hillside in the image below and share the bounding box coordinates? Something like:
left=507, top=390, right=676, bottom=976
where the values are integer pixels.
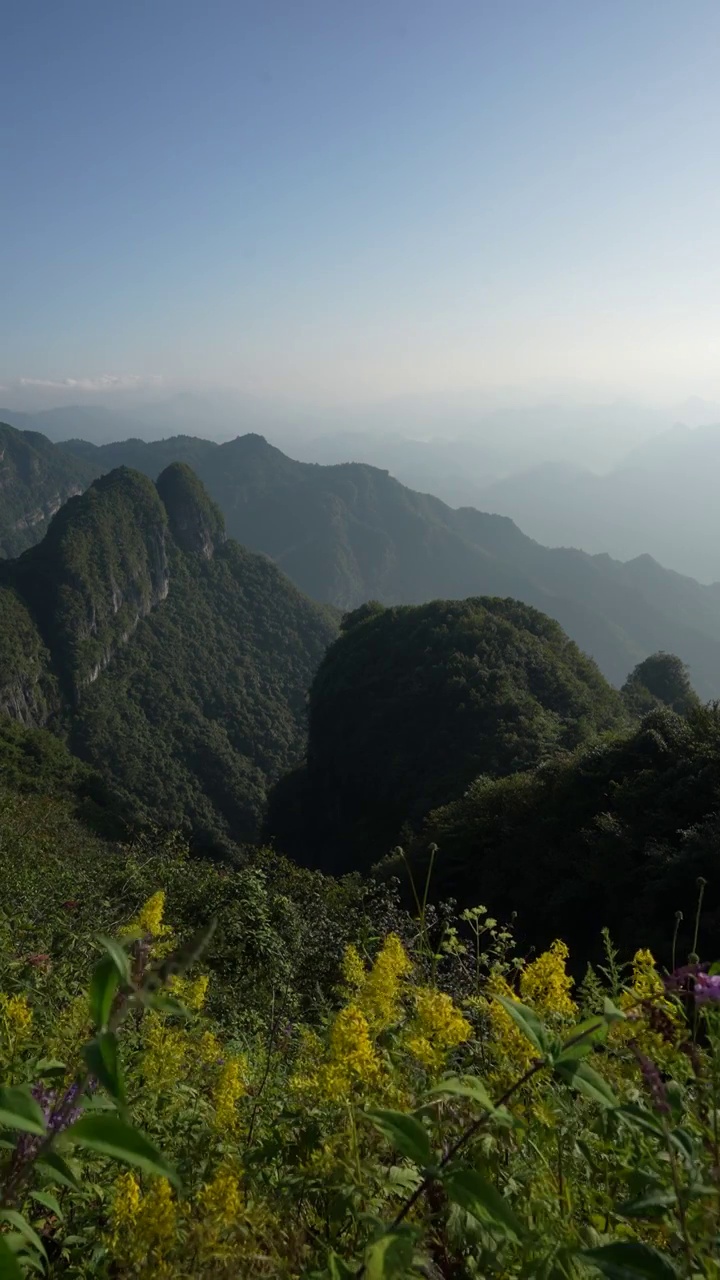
left=397, top=701, right=720, bottom=962
left=0, top=422, right=96, bottom=557
left=267, top=597, right=629, bottom=872
left=0, top=463, right=337, bottom=852
left=65, top=431, right=720, bottom=697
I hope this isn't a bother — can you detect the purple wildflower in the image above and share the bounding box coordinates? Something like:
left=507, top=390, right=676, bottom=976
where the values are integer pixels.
left=636, top=1052, right=670, bottom=1115
left=664, top=963, right=720, bottom=1005
left=694, top=973, right=720, bottom=1004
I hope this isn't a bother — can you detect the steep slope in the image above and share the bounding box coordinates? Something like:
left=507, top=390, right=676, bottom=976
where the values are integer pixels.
left=402, top=704, right=720, bottom=963
left=65, top=433, right=720, bottom=698
left=0, top=421, right=97, bottom=557
left=0, top=464, right=337, bottom=852
left=267, top=597, right=628, bottom=873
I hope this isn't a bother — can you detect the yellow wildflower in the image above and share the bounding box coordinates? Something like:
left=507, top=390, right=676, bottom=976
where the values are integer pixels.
left=611, top=948, right=685, bottom=1074
left=0, top=992, right=33, bottom=1045
left=290, top=1005, right=382, bottom=1103
left=520, top=940, right=577, bottom=1020
left=328, top=1003, right=380, bottom=1090
left=169, top=973, right=209, bottom=1011
left=121, top=890, right=173, bottom=955
left=484, top=971, right=536, bottom=1076
left=197, top=1162, right=244, bottom=1226
left=358, top=934, right=412, bottom=1032
left=404, top=987, right=472, bottom=1073
left=341, top=943, right=366, bottom=991
left=629, top=949, right=663, bottom=1001
left=108, top=1171, right=142, bottom=1261
left=137, top=890, right=169, bottom=938
left=142, top=1010, right=188, bottom=1091
left=108, top=1173, right=176, bottom=1267
left=289, top=1026, right=326, bottom=1096
left=195, top=1028, right=224, bottom=1067
left=212, top=1055, right=246, bottom=1131
left=140, top=1176, right=176, bottom=1245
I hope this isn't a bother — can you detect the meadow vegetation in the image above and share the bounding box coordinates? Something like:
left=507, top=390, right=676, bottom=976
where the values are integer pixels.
left=2, top=778, right=719, bottom=1277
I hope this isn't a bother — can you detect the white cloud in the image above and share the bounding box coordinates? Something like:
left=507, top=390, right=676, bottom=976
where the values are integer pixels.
left=18, top=374, right=163, bottom=393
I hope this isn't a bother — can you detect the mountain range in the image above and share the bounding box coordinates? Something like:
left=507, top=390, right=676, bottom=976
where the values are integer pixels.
left=59, top=429, right=720, bottom=699
left=476, top=420, right=720, bottom=582
left=0, top=460, right=336, bottom=854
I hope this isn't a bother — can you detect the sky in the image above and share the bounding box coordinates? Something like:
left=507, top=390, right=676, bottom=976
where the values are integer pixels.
left=3, top=0, right=720, bottom=410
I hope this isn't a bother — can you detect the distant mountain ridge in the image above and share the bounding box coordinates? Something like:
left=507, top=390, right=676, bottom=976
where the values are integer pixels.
left=0, top=422, right=96, bottom=557
left=477, top=421, right=720, bottom=582
left=64, top=432, right=720, bottom=699
left=0, top=462, right=337, bottom=852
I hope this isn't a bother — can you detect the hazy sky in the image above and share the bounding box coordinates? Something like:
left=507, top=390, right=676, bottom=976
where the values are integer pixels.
left=3, top=0, right=720, bottom=406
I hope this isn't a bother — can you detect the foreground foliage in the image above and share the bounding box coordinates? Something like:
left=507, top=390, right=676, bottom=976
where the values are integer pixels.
left=2, top=849, right=720, bottom=1276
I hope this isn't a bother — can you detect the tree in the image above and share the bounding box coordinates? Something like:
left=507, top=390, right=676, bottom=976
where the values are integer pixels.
left=622, top=652, right=700, bottom=717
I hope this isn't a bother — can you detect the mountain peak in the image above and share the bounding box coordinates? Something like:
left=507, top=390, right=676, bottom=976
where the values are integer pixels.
left=156, top=462, right=225, bottom=558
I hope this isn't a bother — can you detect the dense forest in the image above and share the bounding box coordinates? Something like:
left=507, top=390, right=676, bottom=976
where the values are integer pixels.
left=0, top=462, right=337, bottom=853
left=267, top=597, right=629, bottom=873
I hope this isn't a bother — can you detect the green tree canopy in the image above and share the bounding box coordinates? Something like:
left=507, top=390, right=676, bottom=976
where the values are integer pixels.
left=269, top=597, right=628, bottom=873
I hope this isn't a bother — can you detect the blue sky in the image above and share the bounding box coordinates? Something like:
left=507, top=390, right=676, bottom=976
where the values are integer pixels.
left=3, top=0, right=720, bottom=406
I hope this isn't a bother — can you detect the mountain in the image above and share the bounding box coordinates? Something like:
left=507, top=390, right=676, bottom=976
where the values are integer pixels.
left=64, top=432, right=720, bottom=699
left=477, top=421, right=720, bottom=582
left=0, top=404, right=147, bottom=444
left=267, top=597, right=629, bottom=873
left=0, top=421, right=97, bottom=557
left=0, top=463, right=337, bottom=853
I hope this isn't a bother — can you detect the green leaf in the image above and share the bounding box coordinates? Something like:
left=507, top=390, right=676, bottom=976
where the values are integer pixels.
left=83, top=1031, right=126, bottom=1105
left=34, top=1058, right=67, bottom=1077
left=615, top=1188, right=676, bottom=1219
left=29, top=1190, right=64, bottom=1221
left=580, top=1242, right=678, bottom=1278
left=494, top=994, right=551, bottom=1055
left=555, top=1059, right=618, bottom=1108
left=96, top=935, right=132, bottom=985
left=327, top=1250, right=356, bottom=1279
left=429, top=1075, right=495, bottom=1110
left=444, top=1168, right=523, bottom=1241
left=88, top=953, right=120, bottom=1032
left=603, top=997, right=627, bottom=1023
left=64, top=1114, right=180, bottom=1188
left=364, top=1230, right=416, bottom=1279
left=144, top=994, right=190, bottom=1018
left=556, top=1017, right=607, bottom=1063
left=0, top=1237, right=24, bottom=1280
left=615, top=1104, right=665, bottom=1140
left=36, top=1150, right=81, bottom=1190
left=0, top=1085, right=46, bottom=1136
left=0, top=1211, right=47, bottom=1262
left=366, top=1109, right=432, bottom=1167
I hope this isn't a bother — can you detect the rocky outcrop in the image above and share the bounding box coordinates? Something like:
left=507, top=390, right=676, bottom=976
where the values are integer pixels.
left=156, top=463, right=226, bottom=559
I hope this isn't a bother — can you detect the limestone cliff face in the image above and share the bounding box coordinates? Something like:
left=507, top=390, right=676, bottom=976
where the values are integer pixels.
left=0, top=467, right=172, bottom=710
left=0, top=422, right=97, bottom=558
left=156, top=462, right=226, bottom=559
